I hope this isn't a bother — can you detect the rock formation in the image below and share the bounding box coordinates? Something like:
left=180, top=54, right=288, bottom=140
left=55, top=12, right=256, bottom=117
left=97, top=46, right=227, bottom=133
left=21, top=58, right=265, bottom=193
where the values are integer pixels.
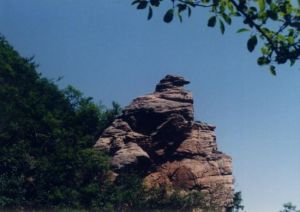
left=94, top=75, right=234, bottom=208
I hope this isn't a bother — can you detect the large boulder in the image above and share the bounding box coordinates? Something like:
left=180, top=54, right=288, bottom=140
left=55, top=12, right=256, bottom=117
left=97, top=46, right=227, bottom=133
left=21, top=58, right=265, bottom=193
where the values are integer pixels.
left=94, top=75, right=234, bottom=209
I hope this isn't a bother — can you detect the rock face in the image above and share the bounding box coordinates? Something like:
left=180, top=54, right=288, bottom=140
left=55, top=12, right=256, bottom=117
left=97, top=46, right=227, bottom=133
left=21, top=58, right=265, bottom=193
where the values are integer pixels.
left=94, top=75, right=234, bottom=208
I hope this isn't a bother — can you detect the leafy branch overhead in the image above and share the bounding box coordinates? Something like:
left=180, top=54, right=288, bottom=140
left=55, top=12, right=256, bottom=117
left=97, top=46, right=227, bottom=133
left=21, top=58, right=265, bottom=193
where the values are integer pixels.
left=132, top=0, right=300, bottom=75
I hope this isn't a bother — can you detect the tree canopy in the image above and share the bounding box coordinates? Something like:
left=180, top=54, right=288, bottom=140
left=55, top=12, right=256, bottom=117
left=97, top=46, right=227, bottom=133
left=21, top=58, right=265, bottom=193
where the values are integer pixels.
left=0, top=35, right=121, bottom=209
left=131, top=0, right=300, bottom=75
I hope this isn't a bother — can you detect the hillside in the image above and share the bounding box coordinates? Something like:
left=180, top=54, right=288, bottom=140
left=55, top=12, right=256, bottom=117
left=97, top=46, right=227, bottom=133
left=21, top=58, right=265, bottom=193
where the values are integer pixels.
left=0, top=36, right=120, bottom=209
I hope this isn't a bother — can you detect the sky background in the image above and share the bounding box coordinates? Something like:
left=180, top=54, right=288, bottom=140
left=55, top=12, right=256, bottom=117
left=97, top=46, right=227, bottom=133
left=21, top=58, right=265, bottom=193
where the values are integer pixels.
left=1, top=0, right=300, bottom=211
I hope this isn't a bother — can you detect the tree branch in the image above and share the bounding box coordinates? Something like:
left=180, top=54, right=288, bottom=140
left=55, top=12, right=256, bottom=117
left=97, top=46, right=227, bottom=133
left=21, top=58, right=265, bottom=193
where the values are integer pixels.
left=229, top=0, right=279, bottom=54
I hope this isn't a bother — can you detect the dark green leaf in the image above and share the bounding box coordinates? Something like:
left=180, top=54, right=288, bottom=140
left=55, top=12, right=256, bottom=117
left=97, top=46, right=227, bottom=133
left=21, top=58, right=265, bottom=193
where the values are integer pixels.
left=236, top=28, right=250, bottom=33
left=137, top=1, right=148, bottom=9
left=290, top=22, right=300, bottom=30
left=247, top=35, right=258, bottom=52
left=276, top=55, right=287, bottom=64
left=266, top=0, right=272, bottom=5
left=213, top=0, right=219, bottom=5
left=177, top=4, right=187, bottom=13
left=219, top=20, right=225, bottom=34
left=257, top=57, right=265, bottom=65
left=269, top=65, right=276, bottom=76
left=187, top=7, right=192, bottom=17
left=257, top=56, right=270, bottom=65
left=178, top=13, right=183, bottom=22
left=267, top=10, right=278, bottom=20
left=148, top=7, right=153, bottom=20
left=250, top=6, right=258, bottom=12
left=163, top=9, right=174, bottom=23
left=290, top=59, right=296, bottom=66
left=207, top=16, right=217, bottom=27
left=150, top=0, right=160, bottom=7
left=222, top=13, right=232, bottom=25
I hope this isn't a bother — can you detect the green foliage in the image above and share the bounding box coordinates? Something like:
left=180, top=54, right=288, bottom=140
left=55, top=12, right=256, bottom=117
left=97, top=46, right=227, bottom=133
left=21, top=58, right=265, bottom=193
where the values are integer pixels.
left=99, top=174, right=147, bottom=210
left=226, top=191, right=245, bottom=212
left=98, top=174, right=209, bottom=211
left=131, top=0, right=300, bottom=74
left=247, top=35, right=258, bottom=52
left=143, top=187, right=207, bottom=211
left=0, top=35, right=120, bottom=209
left=280, top=202, right=300, bottom=212
left=164, top=9, right=174, bottom=23
left=208, top=16, right=217, bottom=27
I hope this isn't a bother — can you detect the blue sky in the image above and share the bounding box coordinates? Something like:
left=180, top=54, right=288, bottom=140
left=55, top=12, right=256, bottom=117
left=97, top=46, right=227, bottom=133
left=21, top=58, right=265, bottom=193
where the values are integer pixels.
left=1, top=0, right=300, bottom=211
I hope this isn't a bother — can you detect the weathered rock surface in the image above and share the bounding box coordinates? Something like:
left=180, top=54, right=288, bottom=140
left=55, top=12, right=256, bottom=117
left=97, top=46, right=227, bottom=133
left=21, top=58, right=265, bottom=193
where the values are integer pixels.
left=94, top=75, right=234, bottom=208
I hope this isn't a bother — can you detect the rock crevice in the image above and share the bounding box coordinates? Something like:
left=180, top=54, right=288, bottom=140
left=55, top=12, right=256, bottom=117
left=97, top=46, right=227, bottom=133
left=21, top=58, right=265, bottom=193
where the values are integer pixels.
left=94, top=75, right=234, bottom=208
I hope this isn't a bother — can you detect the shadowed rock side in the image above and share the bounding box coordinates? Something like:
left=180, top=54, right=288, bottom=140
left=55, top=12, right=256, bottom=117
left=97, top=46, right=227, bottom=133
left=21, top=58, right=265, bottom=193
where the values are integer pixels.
left=94, top=75, right=234, bottom=209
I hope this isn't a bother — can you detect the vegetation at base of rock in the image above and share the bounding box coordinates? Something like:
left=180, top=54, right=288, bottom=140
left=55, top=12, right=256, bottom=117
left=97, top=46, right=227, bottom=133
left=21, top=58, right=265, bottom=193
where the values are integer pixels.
left=97, top=174, right=209, bottom=211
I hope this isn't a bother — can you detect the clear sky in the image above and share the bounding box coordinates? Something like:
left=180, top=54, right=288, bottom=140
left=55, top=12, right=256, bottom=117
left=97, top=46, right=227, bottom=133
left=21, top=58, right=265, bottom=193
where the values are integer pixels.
left=1, top=0, right=299, bottom=211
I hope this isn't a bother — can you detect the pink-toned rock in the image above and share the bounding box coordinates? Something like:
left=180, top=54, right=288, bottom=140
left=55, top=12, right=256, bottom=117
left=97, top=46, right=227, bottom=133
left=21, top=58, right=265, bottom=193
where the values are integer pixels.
left=94, top=75, right=234, bottom=209
left=111, top=142, right=150, bottom=170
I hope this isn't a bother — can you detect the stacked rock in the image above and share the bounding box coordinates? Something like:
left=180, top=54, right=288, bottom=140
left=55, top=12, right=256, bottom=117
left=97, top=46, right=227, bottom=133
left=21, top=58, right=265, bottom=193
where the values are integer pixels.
left=94, top=75, right=234, bottom=208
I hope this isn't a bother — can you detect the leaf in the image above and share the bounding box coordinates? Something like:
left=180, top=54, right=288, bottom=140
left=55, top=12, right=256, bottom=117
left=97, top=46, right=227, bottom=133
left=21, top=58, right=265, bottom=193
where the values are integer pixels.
left=187, top=7, right=192, bottom=17
left=148, top=7, right=153, bottom=20
left=137, top=1, right=148, bottom=9
left=228, top=2, right=234, bottom=13
left=269, top=65, right=276, bottom=76
left=260, top=46, right=270, bottom=55
left=257, top=57, right=264, bottom=65
left=222, top=13, right=232, bottom=25
left=290, top=22, right=300, bottom=30
left=247, top=35, right=258, bottom=52
left=163, top=9, right=174, bottom=23
left=150, top=0, right=160, bottom=7
left=250, top=6, right=258, bottom=12
left=257, top=56, right=270, bottom=65
left=219, top=20, right=225, bottom=34
left=207, top=16, right=217, bottom=27
left=178, top=13, right=183, bottom=22
left=290, top=59, right=296, bottom=66
left=266, top=0, right=272, bottom=4
left=177, top=4, right=187, bottom=13
left=258, top=0, right=266, bottom=11
left=267, top=10, right=278, bottom=20
left=236, top=28, right=250, bottom=33
left=276, top=55, right=287, bottom=64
